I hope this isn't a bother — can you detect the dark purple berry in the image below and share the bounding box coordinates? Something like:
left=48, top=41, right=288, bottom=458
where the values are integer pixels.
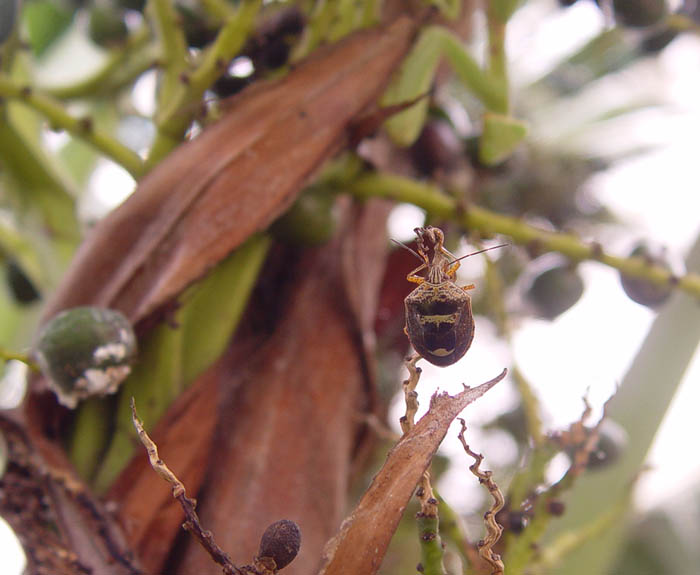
left=257, top=519, right=301, bottom=570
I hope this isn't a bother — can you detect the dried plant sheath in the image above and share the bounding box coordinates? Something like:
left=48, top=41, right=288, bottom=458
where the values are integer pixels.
left=41, top=16, right=419, bottom=326
left=174, top=205, right=392, bottom=575
left=318, top=369, right=507, bottom=575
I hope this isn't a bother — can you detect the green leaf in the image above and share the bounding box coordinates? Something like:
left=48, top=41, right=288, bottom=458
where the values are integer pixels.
left=179, top=234, right=270, bottom=384
left=88, top=234, right=270, bottom=491
left=490, top=0, right=521, bottom=22
left=22, top=0, right=74, bottom=56
left=478, top=112, right=528, bottom=165
left=382, top=27, right=443, bottom=147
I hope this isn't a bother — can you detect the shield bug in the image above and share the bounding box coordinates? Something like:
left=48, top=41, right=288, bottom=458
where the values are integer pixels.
left=397, top=227, right=507, bottom=366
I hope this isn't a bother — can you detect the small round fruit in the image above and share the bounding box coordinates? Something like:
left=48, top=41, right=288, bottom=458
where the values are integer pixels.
left=5, top=260, right=41, bottom=304
left=34, top=306, right=136, bottom=409
left=88, top=6, right=128, bottom=47
left=271, top=188, right=337, bottom=246
left=612, top=0, right=667, bottom=28
left=587, top=419, right=628, bottom=470
left=619, top=243, right=672, bottom=308
left=410, top=120, right=462, bottom=176
left=257, top=519, right=301, bottom=570
left=524, top=255, right=584, bottom=319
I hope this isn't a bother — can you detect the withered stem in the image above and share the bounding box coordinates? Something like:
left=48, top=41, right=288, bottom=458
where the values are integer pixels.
left=457, top=419, right=505, bottom=575
left=130, top=398, right=245, bottom=575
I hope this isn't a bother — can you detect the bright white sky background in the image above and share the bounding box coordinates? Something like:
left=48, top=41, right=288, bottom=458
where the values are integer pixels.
left=3, top=0, right=700, bottom=572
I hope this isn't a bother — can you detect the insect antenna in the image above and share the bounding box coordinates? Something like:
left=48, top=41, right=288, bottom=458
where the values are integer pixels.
left=390, top=238, right=425, bottom=262
left=449, top=242, right=511, bottom=265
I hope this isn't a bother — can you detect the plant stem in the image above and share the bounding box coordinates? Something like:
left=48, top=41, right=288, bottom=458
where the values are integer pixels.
left=417, top=511, right=447, bottom=575
left=485, top=2, right=511, bottom=114
left=0, top=347, right=39, bottom=371
left=47, top=31, right=159, bottom=100
left=346, top=172, right=700, bottom=300
left=0, top=76, right=145, bottom=178
left=148, top=0, right=188, bottom=107
left=0, top=119, right=80, bottom=250
left=147, top=0, right=262, bottom=167
left=436, top=492, right=482, bottom=571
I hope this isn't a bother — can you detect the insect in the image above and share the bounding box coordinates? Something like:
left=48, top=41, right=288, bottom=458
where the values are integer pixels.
left=397, top=227, right=507, bottom=366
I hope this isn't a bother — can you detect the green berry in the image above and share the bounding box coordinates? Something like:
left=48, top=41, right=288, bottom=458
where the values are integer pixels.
left=612, top=0, right=667, bottom=28
left=619, top=243, right=672, bottom=308
left=88, top=5, right=128, bottom=47
left=34, top=307, right=136, bottom=408
left=5, top=260, right=41, bottom=305
left=524, top=256, right=584, bottom=319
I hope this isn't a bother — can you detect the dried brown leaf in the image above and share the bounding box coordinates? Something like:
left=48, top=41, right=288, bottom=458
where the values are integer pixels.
left=318, top=369, right=507, bottom=575
left=172, top=204, right=390, bottom=575
left=41, top=16, right=419, bottom=327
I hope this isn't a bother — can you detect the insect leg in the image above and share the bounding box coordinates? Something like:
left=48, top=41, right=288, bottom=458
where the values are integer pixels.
left=407, top=262, right=428, bottom=284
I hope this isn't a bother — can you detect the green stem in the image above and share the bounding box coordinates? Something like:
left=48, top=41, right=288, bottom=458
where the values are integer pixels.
left=483, top=258, right=544, bottom=445
left=512, top=366, right=544, bottom=446
left=485, top=2, right=510, bottom=114
left=148, top=0, right=188, bottom=108
left=417, top=511, right=447, bottom=575
left=438, top=28, right=507, bottom=114
left=532, top=493, right=631, bottom=571
left=47, top=29, right=159, bottom=100
left=147, top=0, right=262, bottom=166
left=89, top=234, right=270, bottom=492
left=436, top=492, right=480, bottom=571
left=201, top=0, right=236, bottom=22
left=0, top=119, right=80, bottom=249
left=67, top=397, right=112, bottom=481
left=0, top=76, right=145, bottom=178
left=346, top=172, right=700, bottom=300
left=0, top=347, right=39, bottom=371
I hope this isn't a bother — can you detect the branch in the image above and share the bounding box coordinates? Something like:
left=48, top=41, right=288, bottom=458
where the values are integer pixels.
left=0, top=347, right=38, bottom=371
left=400, top=356, right=447, bottom=575
left=0, top=76, right=145, bottom=178
left=46, top=27, right=157, bottom=100
left=148, top=0, right=188, bottom=106
left=457, top=419, right=505, bottom=575
left=347, top=171, right=700, bottom=299
left=130, top=398, right=244, bottom=575
left=147, top=0, right=262, bottom=165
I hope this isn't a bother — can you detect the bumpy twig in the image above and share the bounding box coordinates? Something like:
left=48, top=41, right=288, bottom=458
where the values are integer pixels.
left=457, top=419, right=505, bottom=575
left=400, top=353, right=422, bottom=434
left=0, top=75, right=145, bottom=178
left=0, top=347, right=38, bottom=371
left=130, top=399, right=247, bottom=575
left=399, top=354, right=446, bottom=574
left=347, top=171, right=700, bottom=300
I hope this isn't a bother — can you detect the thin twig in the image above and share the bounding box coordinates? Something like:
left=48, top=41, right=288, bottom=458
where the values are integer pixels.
left=400, top=353, right=422, bottom=435
left=399, top=353, right=447, bottom=574
left=457, top=419, right=505, bottom=575
left=0, top=75, right=145, bottom=178
left=0, top=347, right=39, bottom=371
left=347, top=171, right=700, bottom=300
left=130, top=398, right=245, bottom=575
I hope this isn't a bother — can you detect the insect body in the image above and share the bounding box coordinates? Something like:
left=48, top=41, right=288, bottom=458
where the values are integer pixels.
left=401, top=227, right=506, bottom=367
